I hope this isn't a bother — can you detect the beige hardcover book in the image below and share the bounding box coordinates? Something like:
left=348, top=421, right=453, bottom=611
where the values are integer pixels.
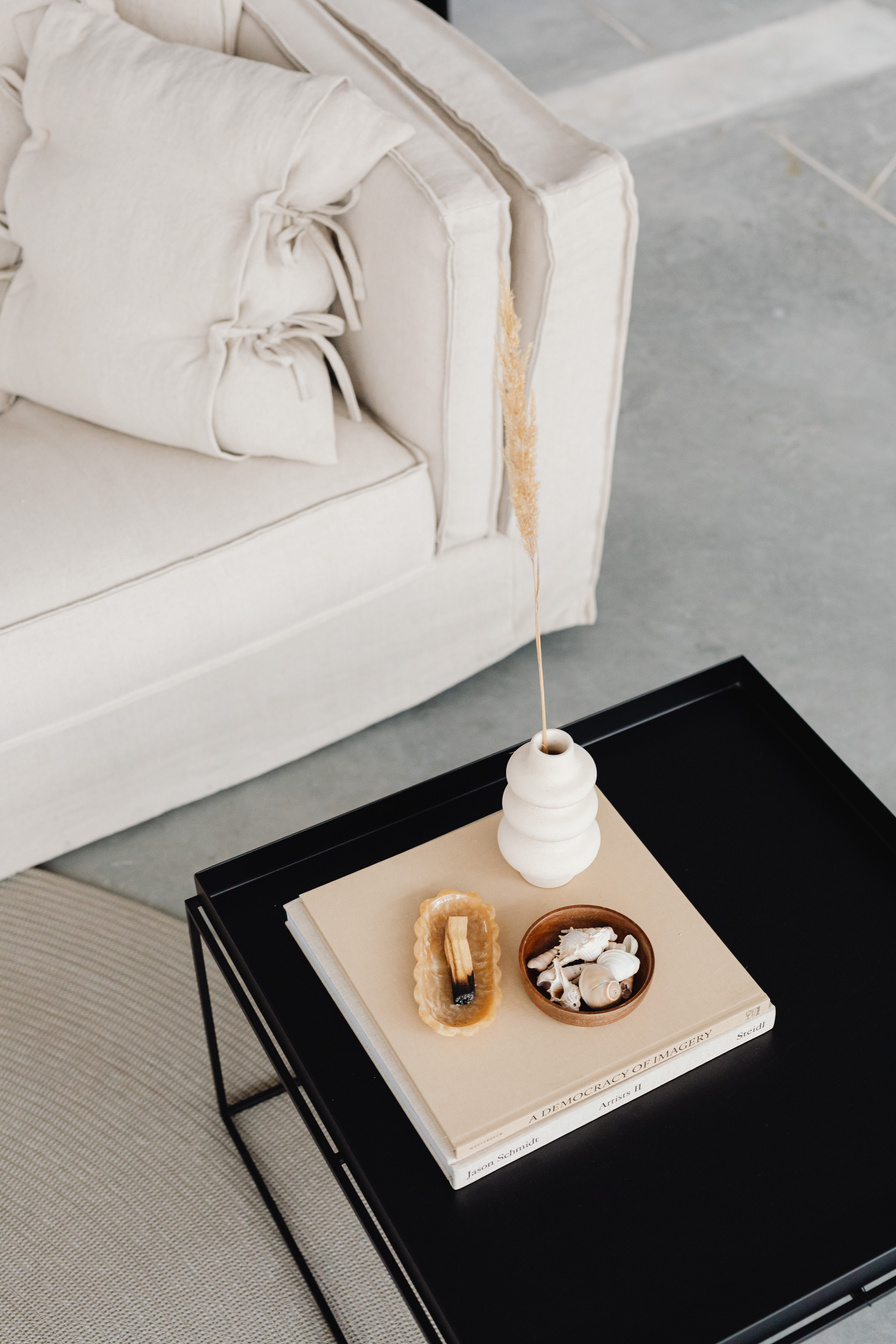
left=285, top=793, right=771, bottom=1161
left=286, top=901, right=775, bottom=1186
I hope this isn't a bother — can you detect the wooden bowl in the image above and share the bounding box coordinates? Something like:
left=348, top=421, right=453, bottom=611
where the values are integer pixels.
left=518, top=905, right=655, bottom=1026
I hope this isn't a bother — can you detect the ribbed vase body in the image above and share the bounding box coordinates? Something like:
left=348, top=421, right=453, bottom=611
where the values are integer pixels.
left=497, top=728, right=600, bottom=888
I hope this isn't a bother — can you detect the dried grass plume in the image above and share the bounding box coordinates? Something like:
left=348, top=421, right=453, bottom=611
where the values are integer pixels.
left=496, top=269, right=539, bottom=560
left=496, top=268, right=548, bottom=748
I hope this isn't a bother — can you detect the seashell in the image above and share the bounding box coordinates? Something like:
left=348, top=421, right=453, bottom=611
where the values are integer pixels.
left=605, top=933, right=640, bottom=956
left=538, top=957, right=581, bottom=1010
left=556, top=926, right=616, bottom=965
left=537, top=957, right=565, bottom=1002
left=560, top=977, right=581, bottom=1012
left=536, top=963, right=557, bottom=991
left=527, top=946, right=560, bottom=972
left=562, top=963, right=584, bottom=983
left=413, top=890, right=501, bottom=1036
left=579, top=962, right=622, bottom=1008
left=596, top=948, right=640, bottom=981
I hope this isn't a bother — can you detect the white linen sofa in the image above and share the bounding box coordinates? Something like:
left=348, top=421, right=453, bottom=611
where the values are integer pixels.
left=0, top=0, right=637, bottom=880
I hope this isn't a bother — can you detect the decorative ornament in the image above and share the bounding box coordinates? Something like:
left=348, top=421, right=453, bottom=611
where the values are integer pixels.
left=413, top=890, right=502, bottom=1036
left=497, top=728, right=601, bottom=887
left=495, top=271, right=600, bottom=887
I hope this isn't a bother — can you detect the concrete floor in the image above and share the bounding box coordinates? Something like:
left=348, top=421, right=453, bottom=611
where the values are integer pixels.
left=49, top=0, right=896, bottom=910
left=45, top=6, right=896, bottom=1335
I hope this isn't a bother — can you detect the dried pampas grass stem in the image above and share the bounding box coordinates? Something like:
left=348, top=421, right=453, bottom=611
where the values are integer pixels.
left=497, top=268, right=547, bottom=752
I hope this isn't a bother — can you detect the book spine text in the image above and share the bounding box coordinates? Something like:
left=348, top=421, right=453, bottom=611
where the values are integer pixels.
left=454, top=996, right=772, bottom=1159
left=449, top=1008, right=776, bottom=1187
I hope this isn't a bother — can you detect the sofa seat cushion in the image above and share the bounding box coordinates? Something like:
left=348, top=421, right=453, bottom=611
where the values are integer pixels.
left=0, top=396, right=435, bottom=740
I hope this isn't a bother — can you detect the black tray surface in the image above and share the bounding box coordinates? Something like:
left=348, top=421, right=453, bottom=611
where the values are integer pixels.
left=195, top=658, right=896, bottom=1344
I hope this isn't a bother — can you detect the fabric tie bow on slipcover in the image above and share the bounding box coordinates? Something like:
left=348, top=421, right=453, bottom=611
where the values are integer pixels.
left=0, top=215, right=19, bottom=281
left=269, top=186, right=365, bottom=331
left=227, top=311, right=362, bottom=422
left=0, top=67, right=23, bottom=284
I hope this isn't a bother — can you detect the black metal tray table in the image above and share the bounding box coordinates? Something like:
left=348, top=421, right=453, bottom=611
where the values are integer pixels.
left=188, top=658, right=896, bottom=1344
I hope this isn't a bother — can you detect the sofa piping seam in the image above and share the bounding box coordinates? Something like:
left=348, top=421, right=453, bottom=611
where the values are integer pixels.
left=0, top=458, right=428, bottom=635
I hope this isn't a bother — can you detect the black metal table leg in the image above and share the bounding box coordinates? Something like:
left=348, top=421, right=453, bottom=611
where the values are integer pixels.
left=187, top=900, right=451, bottom=1344
left=188, top=905, right=352, bottom=1344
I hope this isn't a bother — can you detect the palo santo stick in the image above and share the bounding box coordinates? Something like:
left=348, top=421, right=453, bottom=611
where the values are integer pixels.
left=444, top=915, right=475, bottom=1005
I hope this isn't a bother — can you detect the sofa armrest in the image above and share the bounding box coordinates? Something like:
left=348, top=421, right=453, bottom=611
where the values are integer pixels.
left=238, top=0, right=511, bottom=553
left=311, top=0, right=639, bottom=632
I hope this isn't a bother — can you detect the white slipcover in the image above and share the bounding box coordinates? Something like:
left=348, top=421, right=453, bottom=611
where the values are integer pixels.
left=312, top=0, right=639, bottom=629
left=236, top=0, right=511, bottom=550
left=0, top=0, right=636, bottom=881
left=1, top=395, right=435, bottom=740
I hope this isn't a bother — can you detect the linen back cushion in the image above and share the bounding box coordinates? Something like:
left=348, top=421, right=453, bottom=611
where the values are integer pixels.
left=0, top=1, right=412, bottom=460
left=0, top=0, right=240, bottom=295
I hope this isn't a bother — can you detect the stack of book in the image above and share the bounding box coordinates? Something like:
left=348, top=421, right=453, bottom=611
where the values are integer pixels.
left=284, top=794, right=774, bottom=1188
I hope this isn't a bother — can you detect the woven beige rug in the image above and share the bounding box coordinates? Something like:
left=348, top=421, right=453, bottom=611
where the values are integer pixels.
left=0, top=869, right=426, bottom=1344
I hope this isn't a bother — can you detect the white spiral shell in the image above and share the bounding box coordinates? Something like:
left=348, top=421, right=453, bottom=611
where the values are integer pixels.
left=578, top=962, right=622, bottom=1008
left=537, top=956, right=582, bottom=1010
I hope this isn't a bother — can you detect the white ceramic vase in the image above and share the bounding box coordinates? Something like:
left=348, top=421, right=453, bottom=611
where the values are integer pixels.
left=497, top=728, right=600, bottom=888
